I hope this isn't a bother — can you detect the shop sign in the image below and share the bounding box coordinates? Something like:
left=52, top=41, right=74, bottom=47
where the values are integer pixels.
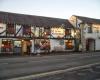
left=51, top=28, right=65, bottom=38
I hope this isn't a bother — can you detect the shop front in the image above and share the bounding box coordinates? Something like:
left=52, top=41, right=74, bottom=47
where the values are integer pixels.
left=21, top=39, right=32, bottom=55
left=65, top=40, right=74, bottom=50
left=13, top=40, right=22, bottom=54
left=1, top=39, right=13, bottom=54
left=50, top=27, right=65, bottom=51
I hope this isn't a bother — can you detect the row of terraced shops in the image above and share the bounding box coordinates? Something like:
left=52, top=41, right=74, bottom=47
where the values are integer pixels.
left=0, top=11, right=77, bottom=55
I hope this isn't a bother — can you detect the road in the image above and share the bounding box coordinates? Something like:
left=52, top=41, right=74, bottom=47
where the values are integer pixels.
left=0, top=52, right=100, bottom=80
left=30, top=64, right=100, bottom=80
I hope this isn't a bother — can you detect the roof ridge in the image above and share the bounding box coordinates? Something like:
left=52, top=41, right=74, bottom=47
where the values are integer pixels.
left=0, top=11, right=67, bottom=20
left=73, top=15, right=100, bottom=20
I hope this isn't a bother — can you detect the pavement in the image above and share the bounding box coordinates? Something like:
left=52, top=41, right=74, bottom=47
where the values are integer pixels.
left=0, top=52, right=100, bottom=80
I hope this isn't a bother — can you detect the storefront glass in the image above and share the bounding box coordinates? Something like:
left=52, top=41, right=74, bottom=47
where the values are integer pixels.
left=1, top=39, right=13, bottom=52
left=14, top=40, right=22, bottom=53
left=65, top=40, right=74, bottom=49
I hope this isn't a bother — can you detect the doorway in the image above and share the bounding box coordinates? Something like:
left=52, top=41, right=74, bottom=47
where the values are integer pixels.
left=22, top=40, right=31, bottom=55
left=86, top=39, right=95, bottom=51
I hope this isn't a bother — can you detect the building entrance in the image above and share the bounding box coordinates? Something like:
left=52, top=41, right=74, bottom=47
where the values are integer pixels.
left=22, top=40, right=31, bottom=55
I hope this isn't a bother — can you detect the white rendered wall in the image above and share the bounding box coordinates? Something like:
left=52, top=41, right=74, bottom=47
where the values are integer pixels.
left=95, top=39, right=100, bottom=51
left=0, top=39, right=1, bottom=53
left=0, top=23, right=6, bottom=36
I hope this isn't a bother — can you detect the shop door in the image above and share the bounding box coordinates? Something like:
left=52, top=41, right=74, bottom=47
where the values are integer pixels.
left=22, top=40, right=31, bottom=55
left=14, top=40, right=22, bottom=54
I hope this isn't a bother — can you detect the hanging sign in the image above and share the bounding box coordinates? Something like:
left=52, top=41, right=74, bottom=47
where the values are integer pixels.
left=51, top=28, right=65, bottom=38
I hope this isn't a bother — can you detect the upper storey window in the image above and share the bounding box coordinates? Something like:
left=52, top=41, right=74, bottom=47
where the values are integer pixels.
left=7, top=24, right=15, bottom=36
left=23, top=25, right=31, bottom=37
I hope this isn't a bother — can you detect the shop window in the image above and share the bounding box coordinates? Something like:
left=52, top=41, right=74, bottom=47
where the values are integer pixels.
left=13, top=41, right=22, bottom=53
left=1, top=39, right=13, bottom=52
left=7, top=24, right=15, bottom=36
left=60, top=40, right=64, bottom=45
left=65, top=40, right=74, bottom=49
left=14, top=41, right=21, bottom=47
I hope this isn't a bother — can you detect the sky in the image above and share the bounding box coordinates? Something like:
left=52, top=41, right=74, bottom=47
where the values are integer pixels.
left=0, top=0, right=100, bottom=19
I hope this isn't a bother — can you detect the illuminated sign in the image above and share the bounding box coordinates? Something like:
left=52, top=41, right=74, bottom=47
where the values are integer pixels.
left=51, top=28, right=65, bottom=38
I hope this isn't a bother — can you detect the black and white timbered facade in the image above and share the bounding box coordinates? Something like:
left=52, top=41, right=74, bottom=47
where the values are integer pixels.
left=0, top=11, right=75, bottom=55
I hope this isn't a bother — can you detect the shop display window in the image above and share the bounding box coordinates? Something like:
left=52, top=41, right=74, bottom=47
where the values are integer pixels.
left=1, top=39, right=13, bottom=52
left=14, top=41, right=21, bottom=47
left=13, top=40, right=22, bottom=53
left=65, top=40, right=74, bottom=49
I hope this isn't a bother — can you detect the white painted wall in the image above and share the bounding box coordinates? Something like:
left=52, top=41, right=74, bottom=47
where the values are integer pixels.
left=95, top=39, right=100, bottom=50
left=50, top=39, right=65, bottom=51
left=16, top=25, right=23, bottom=36
left=0, top=23, right=6, bottom=36
left=83, top=24, right=100, bottom=51
left=0, top=39, right=2, bottom=53
left=85, top=33, right=97, bottom=39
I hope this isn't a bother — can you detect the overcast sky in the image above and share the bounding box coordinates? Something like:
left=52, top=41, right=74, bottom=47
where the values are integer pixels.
left=0, top=0, right=100, bottom=19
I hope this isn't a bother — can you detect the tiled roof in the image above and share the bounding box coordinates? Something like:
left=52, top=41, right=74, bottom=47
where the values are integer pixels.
left=74, top=15, right=100, bottom=24
left=0, top=11, right=73, bottom=28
